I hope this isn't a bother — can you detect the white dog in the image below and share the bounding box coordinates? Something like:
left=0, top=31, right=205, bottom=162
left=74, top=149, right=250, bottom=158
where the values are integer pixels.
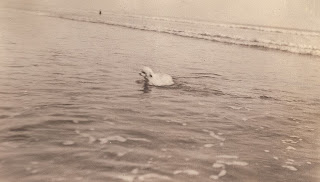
left=139, top=66, right=174, bottom=86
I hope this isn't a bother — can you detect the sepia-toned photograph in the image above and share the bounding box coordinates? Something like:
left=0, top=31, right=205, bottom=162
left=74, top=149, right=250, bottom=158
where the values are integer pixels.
left=0, top=0, right=319, bottom=181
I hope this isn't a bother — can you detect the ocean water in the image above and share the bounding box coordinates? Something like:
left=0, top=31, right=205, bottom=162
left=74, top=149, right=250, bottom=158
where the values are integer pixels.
left=0, top=1, right=320, bottom=182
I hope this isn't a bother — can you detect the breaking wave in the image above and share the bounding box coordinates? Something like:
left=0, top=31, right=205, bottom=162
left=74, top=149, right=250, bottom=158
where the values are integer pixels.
left=20, top=9, right=320, bottom=57
left=122, top=13, right=320, bottom=38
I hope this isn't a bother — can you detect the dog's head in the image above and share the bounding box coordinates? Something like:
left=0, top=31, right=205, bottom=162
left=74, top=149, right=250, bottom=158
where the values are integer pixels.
left=139, top=66, right=154, bottom=80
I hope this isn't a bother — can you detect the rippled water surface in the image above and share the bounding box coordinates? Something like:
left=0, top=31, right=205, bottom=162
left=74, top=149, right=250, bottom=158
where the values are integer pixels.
left=0, top=1, right=320, bottom=182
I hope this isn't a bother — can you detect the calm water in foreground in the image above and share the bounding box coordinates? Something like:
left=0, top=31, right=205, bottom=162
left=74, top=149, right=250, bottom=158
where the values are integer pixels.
left=0, top=1, right=320, bottom=182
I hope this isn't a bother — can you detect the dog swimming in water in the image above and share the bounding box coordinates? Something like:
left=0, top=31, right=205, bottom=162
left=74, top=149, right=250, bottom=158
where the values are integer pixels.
left=139, top=66, right=174, bottom=86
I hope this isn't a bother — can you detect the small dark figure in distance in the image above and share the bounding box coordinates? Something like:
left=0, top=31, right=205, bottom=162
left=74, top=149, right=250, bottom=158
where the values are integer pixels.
left=99, top=10, right=102, bottom=15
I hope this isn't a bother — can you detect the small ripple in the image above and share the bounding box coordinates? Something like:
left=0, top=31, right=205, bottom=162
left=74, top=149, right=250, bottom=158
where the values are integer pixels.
left=62, top=140, right=75, bottom=146
left=99, top=136, right=127, bottom=144
left=3, top=134, right=33, bottom=142
left=6, top=65, right=26, bottom=68
left=0, top=106, right=15, bottom=111
left=173, top=169, right=199, bottom=175
left=282, top=165, right=298, bottom=171
left=0, top=115, right=10, bottom=119
left=137, top=173, right=171, bottom=181
left=259, top=95, right=278, bottom=100
left=191, top=72, right=222, bottom=76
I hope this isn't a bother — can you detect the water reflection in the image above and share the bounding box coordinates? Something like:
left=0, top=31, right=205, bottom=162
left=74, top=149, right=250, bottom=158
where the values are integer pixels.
left=142, top=81, right=151, bottom=93
left=136, top=79, right=151, bottom=93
